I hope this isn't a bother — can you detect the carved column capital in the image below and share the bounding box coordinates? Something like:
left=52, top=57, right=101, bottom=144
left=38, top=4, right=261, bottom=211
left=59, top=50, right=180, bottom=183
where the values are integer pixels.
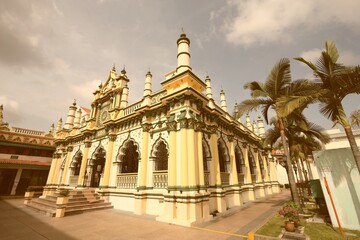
left=66, top=146, right=74, bottom=152
left=227, top=134, right=234, bottom=142
left=166, top=121, right=177, bottom=132
left=142, top=123, right=153, bottom=132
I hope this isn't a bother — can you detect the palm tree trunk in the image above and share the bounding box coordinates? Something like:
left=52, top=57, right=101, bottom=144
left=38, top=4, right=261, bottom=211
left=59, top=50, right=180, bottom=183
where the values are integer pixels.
left=296, top=159, right=304, bottom=182
left=343, top=126, right=360, bottom=173
left=278, top=117, right=300, bottom=204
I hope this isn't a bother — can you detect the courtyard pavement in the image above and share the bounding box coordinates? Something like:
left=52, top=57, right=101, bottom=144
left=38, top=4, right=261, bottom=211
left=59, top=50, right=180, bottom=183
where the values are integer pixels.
left=0, top=190, right=290, bottom=240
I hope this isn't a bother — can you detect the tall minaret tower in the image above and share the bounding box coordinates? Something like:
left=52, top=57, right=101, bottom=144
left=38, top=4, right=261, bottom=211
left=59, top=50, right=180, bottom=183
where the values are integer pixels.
left=64, top=101, right=77, bottom=130
left=120, top=84, right=129, bottom=109
left=176, top=31, right=191, bottom=74
left=257, top=116, right=265, bottom=137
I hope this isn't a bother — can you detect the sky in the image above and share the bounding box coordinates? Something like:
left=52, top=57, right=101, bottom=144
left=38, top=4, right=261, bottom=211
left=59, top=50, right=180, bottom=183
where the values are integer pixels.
left=1, top=0, right=360, bottom=132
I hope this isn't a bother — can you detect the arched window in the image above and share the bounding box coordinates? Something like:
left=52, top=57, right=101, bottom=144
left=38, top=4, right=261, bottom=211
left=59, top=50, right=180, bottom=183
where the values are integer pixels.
left=120, top=140, right=139, bottom=173
left=154, top=141, right=168, bottom=171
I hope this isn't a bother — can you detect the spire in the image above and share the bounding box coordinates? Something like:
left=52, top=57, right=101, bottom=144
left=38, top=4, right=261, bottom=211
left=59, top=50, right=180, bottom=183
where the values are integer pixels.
left=110, top=64, right=117, bottom=79
left=120, top=84, right=129, bottom=109
left=220, top=89, right=228, bottom=112
left=56, top=118, right=63, bottom=132
left=64, top=101, right=77, bottom=130
left=205, top=76, right=213, bottom=99
left=252, top=120, right=258, bottom=135
left=257, top=115, right=265, bottom=137
left=176, top=31, right=191, bottom=74
left=246, top=113, right=252, bottom=130
left=143, top=69, right=152, bottom=97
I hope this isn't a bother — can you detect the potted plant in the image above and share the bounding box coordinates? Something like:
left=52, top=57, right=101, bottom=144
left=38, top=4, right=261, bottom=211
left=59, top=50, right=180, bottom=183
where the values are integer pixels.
left=278, top=202, right=300, bottom=232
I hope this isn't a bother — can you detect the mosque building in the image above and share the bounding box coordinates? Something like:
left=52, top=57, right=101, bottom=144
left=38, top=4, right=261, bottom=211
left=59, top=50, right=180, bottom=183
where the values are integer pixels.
left=42, top=32, right=280, bottom=226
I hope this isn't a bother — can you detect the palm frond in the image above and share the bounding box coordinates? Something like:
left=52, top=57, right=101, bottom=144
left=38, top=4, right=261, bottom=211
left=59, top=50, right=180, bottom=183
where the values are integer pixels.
left=325, top=40, right=339, bottom=63
left=265, top=58, right=291, bottom=98
left=237, top=99, right=273, bottom=117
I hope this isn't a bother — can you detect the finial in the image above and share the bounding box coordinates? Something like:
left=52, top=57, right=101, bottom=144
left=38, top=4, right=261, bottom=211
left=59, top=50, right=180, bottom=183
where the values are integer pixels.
left=121, top=65, right=126, bottom=74
left=73, top=99, right=76, bottom=106
left=112, top=64, right=116, bottom=71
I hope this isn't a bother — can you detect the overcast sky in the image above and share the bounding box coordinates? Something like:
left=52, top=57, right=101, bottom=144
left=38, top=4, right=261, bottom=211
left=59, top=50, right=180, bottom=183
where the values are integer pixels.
left=1, top=0, right=360, bottom=132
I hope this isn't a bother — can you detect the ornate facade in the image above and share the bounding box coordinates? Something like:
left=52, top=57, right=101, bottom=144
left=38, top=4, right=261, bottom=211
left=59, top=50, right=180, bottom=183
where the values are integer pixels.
left=44, top=33, right=280, bottom=226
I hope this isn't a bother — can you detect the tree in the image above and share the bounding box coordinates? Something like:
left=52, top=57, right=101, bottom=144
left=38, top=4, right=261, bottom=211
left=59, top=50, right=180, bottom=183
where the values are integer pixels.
left=289, top=41, right=360, bottom=172
left=237, top=58, right=318, bottom=204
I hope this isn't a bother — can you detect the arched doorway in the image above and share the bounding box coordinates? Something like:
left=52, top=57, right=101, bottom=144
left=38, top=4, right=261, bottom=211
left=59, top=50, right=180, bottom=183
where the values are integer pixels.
left=89, top=147, right=106, bottom=187
left=69, top=151, right=82, bottom=186
left=153, top=141, right=168, bottom=171
left=119, top=140, right=139, bottom=173
left=235, top=146, right=245, bottom=184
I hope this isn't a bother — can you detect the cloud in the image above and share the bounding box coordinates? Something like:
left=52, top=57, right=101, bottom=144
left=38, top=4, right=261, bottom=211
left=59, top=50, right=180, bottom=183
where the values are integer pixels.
left=0, top=95, right=21, bottom=124
left=299, top=48, right=360, bottom=66
left=219, top=0, right=360, bottom=46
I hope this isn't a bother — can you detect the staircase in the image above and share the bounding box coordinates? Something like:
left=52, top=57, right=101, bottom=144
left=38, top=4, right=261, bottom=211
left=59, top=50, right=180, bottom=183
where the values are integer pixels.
left=25, top=189, right=113, bottom=217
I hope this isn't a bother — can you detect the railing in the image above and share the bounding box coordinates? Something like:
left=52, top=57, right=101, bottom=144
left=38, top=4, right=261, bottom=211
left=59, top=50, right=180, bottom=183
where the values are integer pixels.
left=237, top=173, right=245, bottom=185
left=124, top=102, right=142, bottom=116
left=12, top=127, right=45, bottom=136
left=153, top=171, right=168, bottom=189
left=220, top=172, right=230, bottom=186
left=116, top=173, right=138, bottom=189
left=204, top=171, right=210, bottom=187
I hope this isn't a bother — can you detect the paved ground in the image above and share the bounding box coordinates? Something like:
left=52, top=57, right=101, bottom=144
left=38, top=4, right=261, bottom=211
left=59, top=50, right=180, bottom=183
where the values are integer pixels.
left=0, top=190, right=290, bottom=240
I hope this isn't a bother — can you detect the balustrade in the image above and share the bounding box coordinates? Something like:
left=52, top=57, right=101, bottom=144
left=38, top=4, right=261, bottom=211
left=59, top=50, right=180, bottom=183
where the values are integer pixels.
left=116, top=173, right=138, bottom=189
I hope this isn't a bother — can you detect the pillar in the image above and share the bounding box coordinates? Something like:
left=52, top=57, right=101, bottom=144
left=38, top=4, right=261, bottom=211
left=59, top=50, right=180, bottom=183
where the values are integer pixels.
left=64, top=102, right=77, bottom=130
left=167, top=120, right=177, bottom=190
left=10, top=168, right=22, bottom=195
left=179, top=118, right=188, bottom=187
left=187, top=119, right=197, bottom=188
left=77, top=141, right=91, bottom=187
left=100, top=134, right=116, bottom=188
left=228, top=136, right=241, bottom=206
left=138, top=123, right=152, bottom=189
left=242, top=143, right=255, bottom=202
left=60, top=146, right=74, bottom=186
left=220, top=90, right=227, bottom=112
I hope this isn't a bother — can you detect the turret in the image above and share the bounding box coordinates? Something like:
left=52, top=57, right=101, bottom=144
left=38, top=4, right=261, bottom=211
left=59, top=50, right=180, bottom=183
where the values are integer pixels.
left=63, top=101, right=77, bottom=130
left=205, top=76, right=213, bottom=99
left=246, top=114, right=252, bottom=130
left=176, top=32, right=191, bottom=74
left=143, top=69, right=152, bottom=97
left=220, top=89, right=228, bottom=112
left=56, top=118, right=63, bottom=132
left=257, top=116, right=265, bottom=137
left=234, top=103, right=239, bottom=120
left=120, top=84, right=129, bottom=109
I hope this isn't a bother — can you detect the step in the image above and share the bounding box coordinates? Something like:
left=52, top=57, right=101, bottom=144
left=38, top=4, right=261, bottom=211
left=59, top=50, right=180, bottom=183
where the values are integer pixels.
left=65, top=205, right=113, bottom=216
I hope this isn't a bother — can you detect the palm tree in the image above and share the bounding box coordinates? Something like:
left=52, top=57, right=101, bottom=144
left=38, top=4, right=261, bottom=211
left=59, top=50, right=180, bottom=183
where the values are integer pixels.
left=291, top=41, right=360, bottom=172
left=237, top=58, right=319, bottom=204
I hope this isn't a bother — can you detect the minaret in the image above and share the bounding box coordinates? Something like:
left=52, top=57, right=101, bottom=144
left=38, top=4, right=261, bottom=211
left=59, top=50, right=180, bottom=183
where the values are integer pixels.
left=176, top=31, right=191, bottom=74
left=120, top=84, right=129, bottom=109
left=234, top=103, right=239, bottom=119
left=64, top=101, right=77, bottom=130
left=143, top=69, right=152, bottom=97
left=253, top=121, right=258, bottom=135
left=257, top=116, right=265, bottom=137
left=246, top=113, right=252, bottom=129
left=220, top=89, right=228, bottom=112
left=56, top=118, right=63, bottom=132
left=73, top=108, right=82, bottom=129
left=205, top=76, right=213, bottom=99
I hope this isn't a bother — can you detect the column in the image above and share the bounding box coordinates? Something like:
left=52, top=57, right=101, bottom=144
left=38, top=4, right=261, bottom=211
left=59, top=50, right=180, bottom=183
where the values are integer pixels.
left=46, top=155, right=59, bottom=185
left=10, top=168, right=23, bottom=195
left=195, top=124, right=204, bottom=188
left=100, top=134, right=116, bottom=188
left=179, top=118, right=188, bottom=187
left=167, top=121, right=177, bottom=190
left=138, top=123, right=152, bottom=190
left=187, top=119, right=197, bottom=188
left=60, top=146, right=74, bottom=186
left=77, top=141, right=91, bottom=187
left=228, top=135, right=241, bottom=206
left=209, top=127, right=221, bottom=186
